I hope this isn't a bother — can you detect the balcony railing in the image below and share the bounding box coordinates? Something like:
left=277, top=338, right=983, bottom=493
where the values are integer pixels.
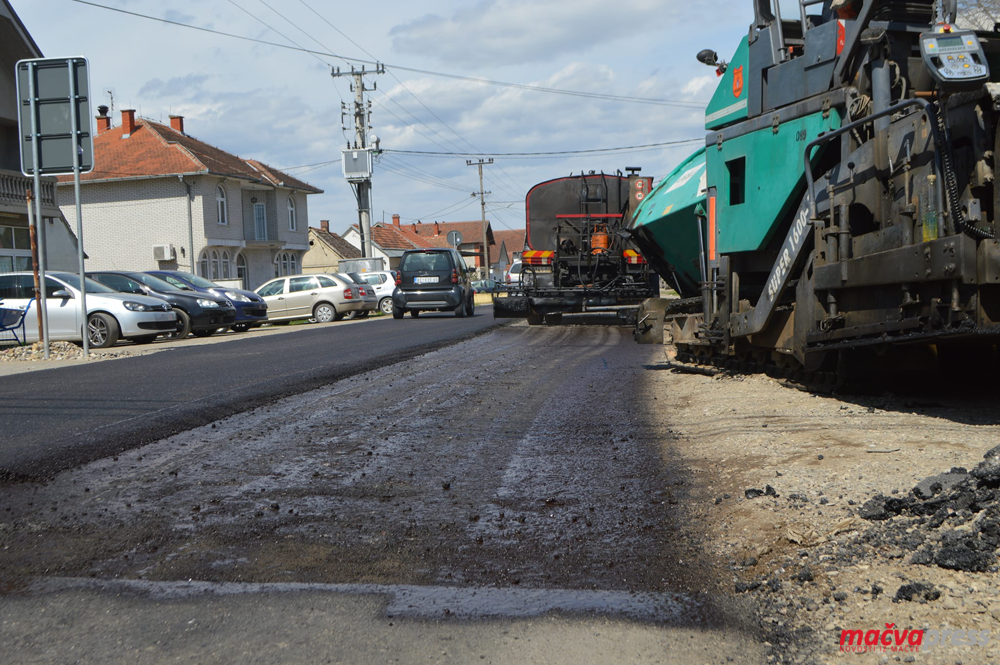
left=0, top=170, right=57, bottom=208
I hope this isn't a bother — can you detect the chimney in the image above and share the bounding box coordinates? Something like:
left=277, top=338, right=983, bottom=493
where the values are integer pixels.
left=95, top=105, right=111, bottom=134
left=121, top=109, right=136, bottom=136
left=320, top=220, right=330, bottom=232
left=434, top=221, right=440, bottom=236
left=169, top=115, right=185, bottom=134
left=411, top=223, right=418, bottom=234
left=392, top=214, right=400, bottom=228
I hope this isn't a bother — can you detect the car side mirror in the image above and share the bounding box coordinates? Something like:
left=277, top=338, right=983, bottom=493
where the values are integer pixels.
left=52, top=289, right=73, bottom=299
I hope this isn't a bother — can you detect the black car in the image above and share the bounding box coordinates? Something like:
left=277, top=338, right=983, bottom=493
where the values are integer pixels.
left=88, top=271, right=237, bottom=339
left=391, top=248, right=475, bottom=319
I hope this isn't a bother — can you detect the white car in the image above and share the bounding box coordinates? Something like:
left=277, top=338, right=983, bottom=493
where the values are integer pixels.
left=0, top=271, right=177, bottom=348
left=359, top=270, right=397, bottom=314
left=505, top=261, right=523, bottom=285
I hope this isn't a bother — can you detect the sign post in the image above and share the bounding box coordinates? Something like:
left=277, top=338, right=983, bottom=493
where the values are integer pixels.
left=17, top=57, right=94, bottom=357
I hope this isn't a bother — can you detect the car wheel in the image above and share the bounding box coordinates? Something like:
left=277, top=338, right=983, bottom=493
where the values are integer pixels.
left=410, top=310, right=420, bottom=318
left=163, top=308, right=191, bottom=340
left=467, top=295, right=475, bottom=316
left=392, top=306, right=404, bottom=319
left=88, top=313, right=120, bottom=348
left=192, top=328, right=215, bottom=338
left=314, top=302, right=337, bottom=323
left=231, top=322, right=250, bottom=333
left=130, top=336, right=157, bottom=345
left=455, top=299, right=466, bottom=317
left=379, top=297, right=393, bottom=315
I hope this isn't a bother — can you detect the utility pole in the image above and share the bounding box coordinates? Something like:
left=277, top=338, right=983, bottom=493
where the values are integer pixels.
left=467, top=158, right=493, bottom=279
left=333, top=64, right=383, bottom=259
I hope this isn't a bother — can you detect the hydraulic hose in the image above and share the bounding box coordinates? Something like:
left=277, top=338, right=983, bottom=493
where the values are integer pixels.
left=936, top=103, right=995, bottom=240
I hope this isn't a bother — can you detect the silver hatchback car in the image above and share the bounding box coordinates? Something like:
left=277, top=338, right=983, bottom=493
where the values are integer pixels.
left=0, top=271, right=177, bottom=347
left=255, top=273, right=363, bottom=323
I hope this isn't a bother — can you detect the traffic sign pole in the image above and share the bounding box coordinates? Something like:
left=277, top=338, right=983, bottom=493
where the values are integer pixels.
left=67, top=59, right=88, bottom=357
left=26, top=61, right=50, bottom=359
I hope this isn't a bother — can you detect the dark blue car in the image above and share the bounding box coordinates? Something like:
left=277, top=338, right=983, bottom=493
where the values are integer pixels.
left=147, top=270, right=268, bottom=332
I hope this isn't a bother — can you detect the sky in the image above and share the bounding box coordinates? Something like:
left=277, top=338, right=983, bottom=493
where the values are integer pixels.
left=11, top=0, right=751, bottom=236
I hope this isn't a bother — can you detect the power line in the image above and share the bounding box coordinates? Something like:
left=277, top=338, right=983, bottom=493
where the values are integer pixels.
left=71, top=0, right=708, bottom=108
left=385, top=138, right=703, bottom=158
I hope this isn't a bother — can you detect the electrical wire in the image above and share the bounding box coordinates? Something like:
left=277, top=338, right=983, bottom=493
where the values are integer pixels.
left=385, top=138, right=703, bottom=158
left=71, top=0, right=708, bottom=108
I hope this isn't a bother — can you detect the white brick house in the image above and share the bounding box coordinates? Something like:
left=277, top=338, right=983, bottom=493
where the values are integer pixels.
left=55, top=110, right=322, bottom=290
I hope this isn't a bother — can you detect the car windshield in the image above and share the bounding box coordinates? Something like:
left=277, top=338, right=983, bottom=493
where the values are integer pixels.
left=56, top=273, right=116, bottom=294
left=172, top=271, right=221, bottom=289
left=400, top=252, right=452, bottom=272
left=133, top=273, right=183, bottom=292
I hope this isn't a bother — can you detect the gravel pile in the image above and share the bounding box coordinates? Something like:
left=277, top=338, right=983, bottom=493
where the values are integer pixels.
left=0, top=341, right=132, bottom=362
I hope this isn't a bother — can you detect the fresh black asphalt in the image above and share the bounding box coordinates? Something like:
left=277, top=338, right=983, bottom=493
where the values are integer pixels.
left=0, top=309, right=503, bottom=479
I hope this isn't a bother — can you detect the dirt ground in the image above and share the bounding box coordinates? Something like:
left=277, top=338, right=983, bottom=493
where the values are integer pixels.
left=651, top=342, right=1000, bottom=664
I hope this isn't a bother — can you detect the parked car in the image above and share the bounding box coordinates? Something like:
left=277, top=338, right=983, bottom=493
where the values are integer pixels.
left=391, top=248, right=475, bottom=319
left=0, top=272, right=176, bottom=348
left=146, top=270, right=268, bottom=332
left=505, top=261, right=523, bottom=285
left=340, top=272, right=378, bottom=320
left=88, top=271, right=236, bottom=339
left=472, top=279, right=500, bottom=294
left=255, top=273, right=363, bottom=324
left=359, top=271, right=397, bottom=314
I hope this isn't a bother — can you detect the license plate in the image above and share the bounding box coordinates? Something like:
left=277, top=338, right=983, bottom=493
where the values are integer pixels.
left=414, top=276, right=438, bottom=284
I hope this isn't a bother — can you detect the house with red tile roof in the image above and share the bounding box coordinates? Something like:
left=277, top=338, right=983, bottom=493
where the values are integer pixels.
left=491, top=229, right=526, bottom=275
left=342, top=215, right=437, bottom=270
left=398, top=218, right=496, bottom=277
left=54, top=109, right=323, bottom=290
left=302, top=220, right=362, bottom=274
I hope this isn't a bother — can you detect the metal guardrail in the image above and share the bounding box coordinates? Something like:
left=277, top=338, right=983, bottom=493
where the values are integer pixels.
left=0, top=170, right=57, bottom=208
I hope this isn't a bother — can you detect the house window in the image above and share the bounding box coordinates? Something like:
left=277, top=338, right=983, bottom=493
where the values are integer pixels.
left=0, top=225, right=33, bottom=275
left=211, top=250, right=221, bottom=280
left=236, top=253, right=247, bottom=289
left=221, top=250, right=231, bottom=279
left=274, top=251, right=299, bottom=277
left=287, top=197, right=297, bottom=231
left=199, top=251, right=210, bottom=278
left=217, top=185, right=228, bottom=225
left=254, top=203, right=267, bottom=241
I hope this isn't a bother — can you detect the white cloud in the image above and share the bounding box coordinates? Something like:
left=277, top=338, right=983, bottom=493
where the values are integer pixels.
left=681, top=75, right=717, bottom=97
left=390, top=0, right=688, bottom=67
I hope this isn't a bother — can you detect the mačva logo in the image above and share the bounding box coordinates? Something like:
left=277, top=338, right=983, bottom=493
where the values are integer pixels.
left=840, top=624, right=991, bottom=653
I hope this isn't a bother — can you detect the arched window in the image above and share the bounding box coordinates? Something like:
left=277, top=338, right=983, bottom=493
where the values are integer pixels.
left=211, top=250, right=221, bottom=280
left=281, top=252, right=290, bottom=276
left=221, top=250, right=231, bottom=279
left=290, top=253, right=298, bottom=274
left=236, top=253, right=247, bottom=289
left=216, top=185, right=228, bottom=225
left=287, top=197, right=297, bottom=231
left=200, top=250, right=210, bottom=278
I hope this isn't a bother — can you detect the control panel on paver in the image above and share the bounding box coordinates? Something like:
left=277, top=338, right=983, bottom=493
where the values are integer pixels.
left=920, top=26, right=990, bottom=91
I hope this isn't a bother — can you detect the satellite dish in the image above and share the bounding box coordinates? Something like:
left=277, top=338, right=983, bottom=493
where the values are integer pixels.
left=447, top=230, right=463, bottom=247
